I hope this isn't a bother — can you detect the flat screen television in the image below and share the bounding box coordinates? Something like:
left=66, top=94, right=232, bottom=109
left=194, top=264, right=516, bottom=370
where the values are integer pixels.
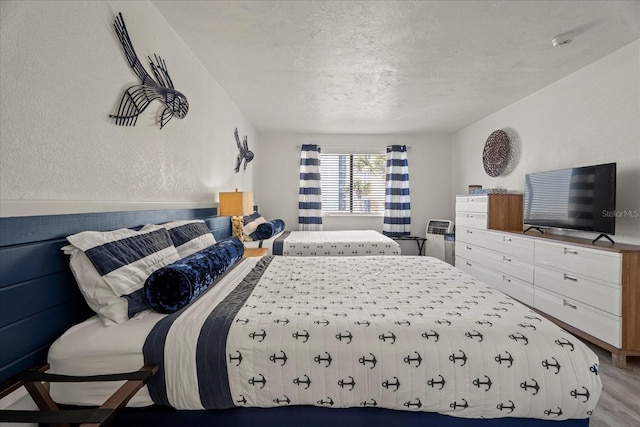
left=523, top=162, right=616, bottom=243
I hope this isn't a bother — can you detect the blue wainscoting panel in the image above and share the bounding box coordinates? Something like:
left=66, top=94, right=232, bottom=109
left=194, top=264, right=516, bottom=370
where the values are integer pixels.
left=0, top=207, right=230, bottom=383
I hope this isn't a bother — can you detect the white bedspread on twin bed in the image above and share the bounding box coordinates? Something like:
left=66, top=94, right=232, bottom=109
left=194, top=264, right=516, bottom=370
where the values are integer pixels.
left=272, top=230, right=401, bottom=256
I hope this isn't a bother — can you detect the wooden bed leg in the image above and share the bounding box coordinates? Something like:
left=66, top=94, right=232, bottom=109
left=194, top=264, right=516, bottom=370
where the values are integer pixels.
left=612, top=352, right=627, bottom=369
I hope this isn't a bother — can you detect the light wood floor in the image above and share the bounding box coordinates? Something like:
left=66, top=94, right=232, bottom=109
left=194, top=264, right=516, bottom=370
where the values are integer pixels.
left=586, top=341, right=640, bottom=427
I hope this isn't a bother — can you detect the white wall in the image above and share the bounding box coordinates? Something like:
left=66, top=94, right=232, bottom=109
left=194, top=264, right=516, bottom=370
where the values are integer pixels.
left=451, top=41, right=640, bottom=245
left=0, top=0, right=257, bottom=217
left=257, top=133, right=452, bottom=254
left=2, top=1, right=637, bottom=246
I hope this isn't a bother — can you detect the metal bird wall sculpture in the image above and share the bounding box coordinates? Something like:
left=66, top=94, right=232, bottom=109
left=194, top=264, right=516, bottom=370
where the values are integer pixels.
left=109, top=12, right=189, bottom=129
left=234, top=128, right=254, bottom=172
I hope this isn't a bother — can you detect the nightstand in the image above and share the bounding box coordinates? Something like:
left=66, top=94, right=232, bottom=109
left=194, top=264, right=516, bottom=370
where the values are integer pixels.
left=391, top=236, right=427, bottom=256
left=243, top=247, right=268, bottom=258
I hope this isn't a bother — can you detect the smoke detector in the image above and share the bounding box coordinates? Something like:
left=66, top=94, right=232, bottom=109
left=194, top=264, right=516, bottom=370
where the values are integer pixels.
left=552, top=33, right=573, bottom=47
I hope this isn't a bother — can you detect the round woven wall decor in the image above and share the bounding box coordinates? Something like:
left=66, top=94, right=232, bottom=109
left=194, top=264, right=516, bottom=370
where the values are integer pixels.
left=482, top=130, right=511, bottom=177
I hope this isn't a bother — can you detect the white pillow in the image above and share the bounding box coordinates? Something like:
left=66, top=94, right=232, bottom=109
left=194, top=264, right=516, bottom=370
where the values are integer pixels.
left=153, top=219, right=216, bottom=258
left=63, top=225, right=181, bottom=325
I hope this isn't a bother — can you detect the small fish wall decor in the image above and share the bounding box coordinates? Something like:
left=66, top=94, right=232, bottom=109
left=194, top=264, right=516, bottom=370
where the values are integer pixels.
left=234, top=128, right=254, bottom=173
left=109, top=12, right=189, bottom=129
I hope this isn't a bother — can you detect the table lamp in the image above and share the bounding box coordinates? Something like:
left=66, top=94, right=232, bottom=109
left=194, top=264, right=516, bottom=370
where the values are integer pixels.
left=219, top=189, right=254, bottom=240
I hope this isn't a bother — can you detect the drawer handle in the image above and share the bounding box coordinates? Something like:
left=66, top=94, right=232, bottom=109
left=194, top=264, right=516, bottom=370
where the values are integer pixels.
left=503, top=256, right=512, bottom=262
left=502, top=275, right=511, bottom=283
left=563, top=274, right=578, bottom=282
left=466, top=245, right=472, bottom=250
left=467, top=214, right=474, bottom=218
left=466, top=261, right=472, bottom=266
left=503, top=237, right=512, bottom=242
left=466, top=230, right=473, bottom=234
left=563, top=299, right=578, bottom=310
left=563, top=248, right=579, bottom=255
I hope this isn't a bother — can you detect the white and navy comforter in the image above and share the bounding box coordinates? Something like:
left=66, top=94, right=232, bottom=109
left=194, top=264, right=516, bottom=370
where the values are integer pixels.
left=272, top=230, right=401, bottom=256
left=143, top=256, right=601, bottom=420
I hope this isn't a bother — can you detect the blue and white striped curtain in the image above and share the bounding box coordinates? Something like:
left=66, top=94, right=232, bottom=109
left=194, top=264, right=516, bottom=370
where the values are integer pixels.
left=383, top=145, right=410, bottom=236
left=298, top=144, right=323, bottom=231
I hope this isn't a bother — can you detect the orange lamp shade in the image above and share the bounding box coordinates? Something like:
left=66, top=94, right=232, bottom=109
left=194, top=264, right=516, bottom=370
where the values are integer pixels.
left=218, top=190, right=254, bottom=216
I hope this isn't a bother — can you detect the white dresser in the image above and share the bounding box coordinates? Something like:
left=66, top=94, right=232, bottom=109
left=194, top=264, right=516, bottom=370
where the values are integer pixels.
left=455, top=194, right=640, bottom=368
left=455, top=194, right=523, bottom=232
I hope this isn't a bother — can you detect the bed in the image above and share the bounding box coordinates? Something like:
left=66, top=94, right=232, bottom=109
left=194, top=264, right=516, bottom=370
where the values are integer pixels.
left=0, top=209, right=600, bottom=427
left=245, top=230, right=402, bottom=256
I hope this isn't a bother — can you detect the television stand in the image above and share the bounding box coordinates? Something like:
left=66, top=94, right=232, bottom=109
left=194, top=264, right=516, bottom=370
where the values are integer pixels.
left=523, top=226, right=545, bottom=234
left=592, top=233, right=615, bottom=244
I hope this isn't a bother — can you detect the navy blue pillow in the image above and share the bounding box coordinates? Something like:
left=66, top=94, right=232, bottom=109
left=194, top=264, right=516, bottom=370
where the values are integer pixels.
left=143, top=237, right=245, bottom=314
left=255, top=219, right=285, bottom=240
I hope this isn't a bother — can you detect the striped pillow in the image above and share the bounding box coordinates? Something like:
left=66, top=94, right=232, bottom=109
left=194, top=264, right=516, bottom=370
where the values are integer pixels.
left=243, top=212, right=267, bottom=240
left=155, top=220, right=216, bottom=258
left=64, top=225, right=181, bottom=325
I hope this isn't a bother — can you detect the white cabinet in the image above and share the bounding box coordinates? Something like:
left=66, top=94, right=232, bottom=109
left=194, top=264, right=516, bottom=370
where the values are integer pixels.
left=455, top=194, right=523, bottom=231
left=455, top=195, right=640, bottom=368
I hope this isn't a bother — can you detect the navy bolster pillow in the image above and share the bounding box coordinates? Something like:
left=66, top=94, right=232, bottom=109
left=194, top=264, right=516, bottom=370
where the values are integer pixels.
left=143, top=237, right=245, bottom=314
left=256, top=219, right=285, bottom=240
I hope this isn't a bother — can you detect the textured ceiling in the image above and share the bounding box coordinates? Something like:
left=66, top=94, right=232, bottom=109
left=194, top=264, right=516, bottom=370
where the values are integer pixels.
left=152, top=0, right=640, bottom=134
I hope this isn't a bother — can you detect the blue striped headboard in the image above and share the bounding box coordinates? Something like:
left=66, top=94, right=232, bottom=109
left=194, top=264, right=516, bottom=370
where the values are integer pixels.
left=0, top=208, right=231, bottom=383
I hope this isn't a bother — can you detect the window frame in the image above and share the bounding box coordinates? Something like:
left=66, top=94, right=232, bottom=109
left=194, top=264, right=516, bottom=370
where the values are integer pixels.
left=320, top=150, right=386, bottom=217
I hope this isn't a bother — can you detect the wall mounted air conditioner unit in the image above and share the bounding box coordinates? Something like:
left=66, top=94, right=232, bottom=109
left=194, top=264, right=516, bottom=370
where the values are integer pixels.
left=425, top=220, right=455, bottom=264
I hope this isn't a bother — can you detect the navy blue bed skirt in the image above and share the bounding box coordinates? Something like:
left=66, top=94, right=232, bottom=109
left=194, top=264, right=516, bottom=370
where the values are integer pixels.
left=110, top=405, right=589, bottom=427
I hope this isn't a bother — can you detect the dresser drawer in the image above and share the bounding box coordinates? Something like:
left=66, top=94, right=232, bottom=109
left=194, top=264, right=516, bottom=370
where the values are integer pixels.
left=456, top=227, right=488, bottom=246
left=456, top=195, right=488, bottom=213
left=535, top=265, right=621, bottom=316
left=456, top=256, right=499, bottom=288
left=535, top=240, right=622, bottom=284
left=456, top=212, right=488, bottom=229
left=534, top=287, right=621, bottom=348
left=457, top=241, right=533, bottom=283
left=480, top=247, right=534, bottom=283
left=456, top=256, right=485, bottom=280
left=483, top=231, right=534, bottom=262
left=455, top=256, right=533, bottom=305
left=456, top=242, right=490, bottom=266
left=484, top=269, right=534, bottom=306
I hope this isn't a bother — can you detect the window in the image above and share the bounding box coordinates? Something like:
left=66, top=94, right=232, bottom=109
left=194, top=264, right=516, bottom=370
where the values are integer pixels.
left=320, top=153, right=386, bottom=214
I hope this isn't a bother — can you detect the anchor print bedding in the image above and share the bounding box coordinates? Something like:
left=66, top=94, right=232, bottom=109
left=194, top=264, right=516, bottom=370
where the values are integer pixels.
left=143, top=256, right=601, bottom=420
left=271, top=230, right=401, bottom=256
